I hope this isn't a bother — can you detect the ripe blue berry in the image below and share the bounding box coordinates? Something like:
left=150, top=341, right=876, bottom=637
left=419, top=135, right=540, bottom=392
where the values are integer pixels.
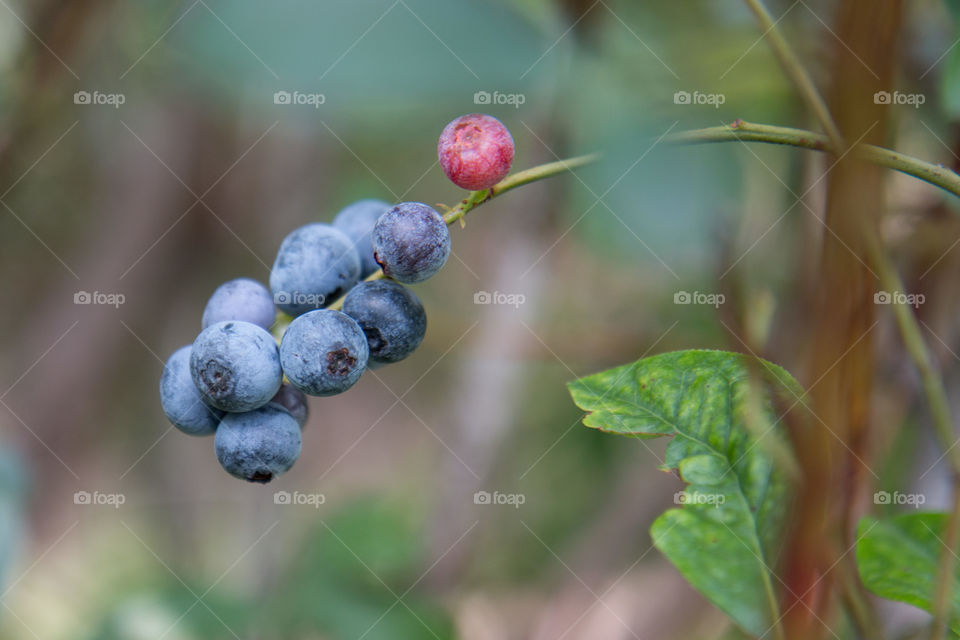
left=215, top=405, right=301, bottom=483
left=270, top=223, right=361, bottom=316
left=268, top=383, right=309, bottom=429
left=372, top=202, right=450, bottom=283
left=343, top=280, right=426, bottom=364
left=279, top=309, right=369, bottom=396
left=201, top=278, right=276, bottom=330
left=438, top=114, right=515, bottom=190
left=159, top=346, right=222, bottom=435
left=332, top=199, right=391, bottom=277
left=190, top=321, right=283, bottom=412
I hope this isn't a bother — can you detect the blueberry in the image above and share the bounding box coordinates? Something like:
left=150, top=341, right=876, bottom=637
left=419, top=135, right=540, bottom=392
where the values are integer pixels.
left=201, top=278, right=276, bottom=330
left=159, top=346, right=222, bottom=435
left=190, top=321, right=283, bottom=412
left=332, top=199, right=391, bottom=277
left=372, top=202, right=450, bottom=283
left=268, top=383, right=309, bottom=429
left=270, top=223, right=361, bottom=316
left=215, top=405, right=301, bottom=483
left=343, top=280, right=426, bottom=364
left=279, top=309, right=369, bottom=396
left=438, top=114, right=515, bottom=190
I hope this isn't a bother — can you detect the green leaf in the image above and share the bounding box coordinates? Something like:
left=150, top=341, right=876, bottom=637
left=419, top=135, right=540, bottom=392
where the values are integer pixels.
left=857, top=512, right=960, bottom=634
left=567, top=349, right=804, bottom=636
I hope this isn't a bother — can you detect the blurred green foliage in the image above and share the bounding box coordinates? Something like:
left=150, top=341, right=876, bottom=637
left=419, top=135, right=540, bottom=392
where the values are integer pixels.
left=88, top=499, right=454, bottom=640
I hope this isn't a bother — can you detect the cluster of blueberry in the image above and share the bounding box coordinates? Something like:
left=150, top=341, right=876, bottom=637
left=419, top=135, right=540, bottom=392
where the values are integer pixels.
left=159, top=113, right=515, bottom=483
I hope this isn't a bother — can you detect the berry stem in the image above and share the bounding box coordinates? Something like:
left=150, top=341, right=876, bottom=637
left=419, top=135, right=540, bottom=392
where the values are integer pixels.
left=324, top=152, right=599, bottom=311
left=269, top=151, right=599, bottom=337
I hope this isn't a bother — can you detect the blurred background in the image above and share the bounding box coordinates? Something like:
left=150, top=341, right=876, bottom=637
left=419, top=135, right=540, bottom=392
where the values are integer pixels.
left=0, top=0, right=959, bottom=638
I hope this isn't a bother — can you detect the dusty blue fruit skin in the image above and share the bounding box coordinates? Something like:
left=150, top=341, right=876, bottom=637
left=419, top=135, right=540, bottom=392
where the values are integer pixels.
left=201, top=278, right=276, bottom=330
left=267, top=383, right=309, bottom=429
left=332, top=199, right=391, bottom=277
left=214, top=405, right=301, bottom=483
left=190, top=321, right=283, bottom=412
left=160, top=346, right=222, bottom=435
left=372, top=202, right=450, bottom=283
left=279, top=309, right=369, bottom=396
left=343, top=280, right=426, bottom=364
left=270, top=224, right=361, bottom=316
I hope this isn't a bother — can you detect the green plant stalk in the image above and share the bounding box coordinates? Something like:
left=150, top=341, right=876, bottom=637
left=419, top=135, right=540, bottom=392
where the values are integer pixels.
left=665, top=121, right=960, bottom=200
left=742, top=0, right=845, bottom=149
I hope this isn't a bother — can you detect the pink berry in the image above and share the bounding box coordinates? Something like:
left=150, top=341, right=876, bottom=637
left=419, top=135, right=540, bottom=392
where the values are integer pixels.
left=438, top=114, right=515, bottom=191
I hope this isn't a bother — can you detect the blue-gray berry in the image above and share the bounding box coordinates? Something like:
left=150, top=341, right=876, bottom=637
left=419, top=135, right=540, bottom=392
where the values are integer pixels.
left=332, top=199, right=391, bottom=277
left=372, top=202, right=450, bottom=283
left=270, top=223, right=361, bottom=316
left=214, top=405, right=301, bottom=483
left=343, top=280, right=426, bottom=364
left=279, top=309, right=369, bottom=396
left=190, top=321, right=283, bottom=412
left=159, top=346, right=222, bottom=435
left=201, top=278, right=276, bottom=330
left=268, top=383, right=309, bottom=429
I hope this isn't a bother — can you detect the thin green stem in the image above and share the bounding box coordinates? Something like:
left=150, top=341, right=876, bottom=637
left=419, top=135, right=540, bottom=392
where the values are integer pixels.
left=665, top=121, right=960, bottom=200
left=742, top=0, right=844, bottom=149
left=871, top=233, right=960, bottom=640
left=442, top=152, right=599, bottom=225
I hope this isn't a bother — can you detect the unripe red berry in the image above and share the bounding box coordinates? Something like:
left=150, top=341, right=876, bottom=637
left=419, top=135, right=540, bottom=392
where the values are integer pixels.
left=438, top=114, right=515, bottom=190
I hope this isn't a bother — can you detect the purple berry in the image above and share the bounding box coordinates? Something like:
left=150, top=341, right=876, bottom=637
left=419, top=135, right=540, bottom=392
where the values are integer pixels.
left=372, top=202, right=450, bottom=283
